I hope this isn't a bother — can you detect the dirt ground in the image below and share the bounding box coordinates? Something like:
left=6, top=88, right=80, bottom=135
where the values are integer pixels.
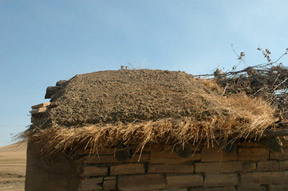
left=0, top=142, right=26, bottom=191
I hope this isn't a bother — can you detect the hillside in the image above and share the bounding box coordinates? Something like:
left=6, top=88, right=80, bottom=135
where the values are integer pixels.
left=0, top=141, right=26, bottom=191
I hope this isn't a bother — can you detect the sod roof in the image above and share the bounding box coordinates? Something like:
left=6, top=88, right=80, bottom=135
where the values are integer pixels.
left=27, top=69, right=277, bottom=153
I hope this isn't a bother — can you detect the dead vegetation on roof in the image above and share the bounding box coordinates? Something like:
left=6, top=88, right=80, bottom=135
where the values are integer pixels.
left=24, top=69, right=278, bottom=153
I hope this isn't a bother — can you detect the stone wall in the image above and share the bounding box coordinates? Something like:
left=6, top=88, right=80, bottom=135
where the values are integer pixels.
left=77, top=142, right=288, bottom=191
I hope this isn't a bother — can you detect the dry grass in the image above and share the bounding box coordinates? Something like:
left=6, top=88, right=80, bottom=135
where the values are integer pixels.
left=25, top=91, right=277, bottom=154
left=0, top=142, right=26, bottom=191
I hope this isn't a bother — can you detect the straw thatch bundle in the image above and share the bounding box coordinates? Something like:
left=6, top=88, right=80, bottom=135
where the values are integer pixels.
left=26, top=69, right=277, bottom=153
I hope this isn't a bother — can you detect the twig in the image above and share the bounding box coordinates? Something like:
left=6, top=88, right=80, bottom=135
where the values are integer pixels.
left=273, top=78, right=288, bottom=92
left=221, top=84, right=228, bottom=96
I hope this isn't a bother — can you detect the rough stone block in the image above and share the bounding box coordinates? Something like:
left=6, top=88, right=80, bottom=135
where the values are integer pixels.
left=81, top=166, right=108, bottom=177
left=195, top=161, right=255, bottom=173
left=204, top=174, right=238, bottom=187
left=241, top=171, right=288, bottom=185
left=270, top=148, right=288, bottom=160
left=149, top=164, right=194, bottom=174
left=110, top=163, right=145, bottom=175
left=280, top=160, right=288, bottom=170
left=257, top=161, right=279, bottom=171
left=238, top=148, right=269, bottom=161
left=201, top=147, right=237, bottom=162
left=118, top=174, right=165, bottom=191
left=166, top=175, right=203, bottom=188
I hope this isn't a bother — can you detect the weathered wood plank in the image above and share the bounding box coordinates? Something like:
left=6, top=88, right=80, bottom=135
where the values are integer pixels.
left=31, top=102, right=51, bottom=109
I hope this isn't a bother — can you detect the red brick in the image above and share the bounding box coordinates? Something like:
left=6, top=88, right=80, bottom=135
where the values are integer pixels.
left=149, top=164, right=194, bottom=174
left=166, top=175, right=203, bottom=188
left=195, top=161, right=255, bottom=173
left=110, top=163, right=144, bottom=175
left=201, top=147, right=237, bottom=162
left=241, top=171, right=288, bottom=185
left=257, top=161, right=279, bottom=171
left=204, top=174, right=238, bottom=187
left=81, top=166, right=108, bottom=177
left=238, top=148, right=269, bottom=161
left=118, top=174, right=165, bottom=191
left=270, top=148, right=288, bottom=160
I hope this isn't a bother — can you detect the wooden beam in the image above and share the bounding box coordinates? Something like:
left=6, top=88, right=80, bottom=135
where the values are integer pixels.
left=31, top=102, right=51, bottom=109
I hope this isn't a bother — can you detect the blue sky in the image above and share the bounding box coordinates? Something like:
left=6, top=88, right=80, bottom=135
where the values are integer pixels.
left=1, top=0, right=288, bottom=146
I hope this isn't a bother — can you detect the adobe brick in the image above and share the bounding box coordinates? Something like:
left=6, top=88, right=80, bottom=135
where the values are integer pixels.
left=166, top=175, right=203, bottom=188
left=269, top=184, right=288, bottom=191
left=84, top=153, right=149, bottom=163
left=238, top=148, right=269, bottom=161
left=270, top=148, right=288, bottom=160
left=201, top=146, right=237, bottom=162
left=118, top=174, right=165, bottom=191
left=149, top=164, right=194, bottom=174
left=110, top=163, right=145, bottom=175
left=103, top=179, right=116, bottom=191
left=204, top=174, right=238, bottom=187
left=279, top=160, right=288, bottom=170
left=150, top=151, right=201, bottom=164
left=241, top=171, right=288, bottom=185
left=237, top=185, right=267, bottom=191
left=195, top=161, right=255, bottom=173
left=81, top=166, right=108, bottom=177
left=190, top=187, right=236, bottom=191
left=257, top=161, right=279, bottom=171
left=80, top=178, right=103, bottom=191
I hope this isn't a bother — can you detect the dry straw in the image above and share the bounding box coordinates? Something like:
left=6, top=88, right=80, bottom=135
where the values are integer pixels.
left=26, top=90, right=276, bottom=154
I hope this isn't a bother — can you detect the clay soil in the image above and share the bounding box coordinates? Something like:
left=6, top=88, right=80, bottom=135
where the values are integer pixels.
left=0, top=142, right=26, bottom=191
left=39, top=69, right=210, bottom=128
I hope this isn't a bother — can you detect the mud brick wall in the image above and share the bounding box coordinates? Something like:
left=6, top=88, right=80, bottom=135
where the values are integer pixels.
left=78, top=142, right=288, bottom=191
left=26, top=103, right=288, bottom=191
